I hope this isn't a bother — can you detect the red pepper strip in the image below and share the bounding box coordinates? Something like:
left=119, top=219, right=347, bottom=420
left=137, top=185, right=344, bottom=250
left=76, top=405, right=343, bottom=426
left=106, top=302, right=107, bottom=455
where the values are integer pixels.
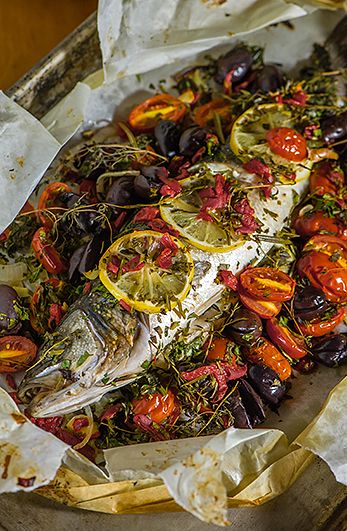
left=133, top=414, right=169, bottom=441
left=100, top=403, right=121, bottom=422
left=17, top=477, right=36, bottom=488
left=266, top=318, right=307, bottom=359
left=54, top=428, right=96, bottom=462
left=134, top=207, right=160, bottom=223
left=218, top=270, right=238, bottom=291
left=48, top=303, right=65, bottom=330
left=181, top=362, right=247, bottom=402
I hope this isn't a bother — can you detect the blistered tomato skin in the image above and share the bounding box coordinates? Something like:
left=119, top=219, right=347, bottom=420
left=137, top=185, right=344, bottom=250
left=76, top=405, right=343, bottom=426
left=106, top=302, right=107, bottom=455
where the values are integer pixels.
left=239, top=267, right=296, bottom=302
left=31, top=227, right=66, bottom=275
left=266, top=318, right=307, bottom=359
left=0, top=336, right=37, bottom=373
left=298, top=307, right=346, bottom=337
left=238, top=287, right=282, bottom=319
left=266, top=127, right=307, bottom=162
left=132, top=390, right=177, bottom=424
left=246, top=338, right=292, bottom=380
left=128, top=94, right=187, bottom=133
left=293, top=211, right=347, bottom=239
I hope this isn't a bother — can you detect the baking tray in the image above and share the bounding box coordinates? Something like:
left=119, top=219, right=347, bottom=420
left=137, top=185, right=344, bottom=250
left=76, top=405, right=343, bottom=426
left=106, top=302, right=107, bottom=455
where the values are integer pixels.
left=2, top=11, right=347, bottom=531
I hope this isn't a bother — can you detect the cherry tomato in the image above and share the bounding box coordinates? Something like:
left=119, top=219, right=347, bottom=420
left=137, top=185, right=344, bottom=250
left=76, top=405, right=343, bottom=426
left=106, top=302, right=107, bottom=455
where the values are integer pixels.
left=309, top=162, right=343, bottom=197
left=246, top=338, right=292, bottom=380
left=239, top=287, right=282, bottom=319
left=194, top=98, right=232, bottom=128
left=298, top=307, right=346, bottom=337
left=38, top=182, right=71, bottom=228
left=266, top=127, right=307, bottom=162
left=297, top=251, right=347, bottom=302
left=206, top=337, right=229, bottom=361
left=30, top=279, right=67, bottom=334
left=266, top=318, right=307, bottom=359
left=132, top=390, right=177, bottom=424
left=79, top=180, right=97, bottom=204
left=293, top=210, right=347, bottom=239
left=239, top=267, right=296, bottom=302
left=304, top=235, right=347, bottom=268
left=0, top=336, right=37, bottom=373
left=31, top=227, right=66, bottom=275
left=128, top=94, right=187, bottom=133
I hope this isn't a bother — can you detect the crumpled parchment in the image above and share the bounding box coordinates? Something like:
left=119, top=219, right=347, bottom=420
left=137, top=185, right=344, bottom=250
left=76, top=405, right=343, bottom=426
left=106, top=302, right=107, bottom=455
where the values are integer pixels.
left=0, top=0, right=346, bottom=526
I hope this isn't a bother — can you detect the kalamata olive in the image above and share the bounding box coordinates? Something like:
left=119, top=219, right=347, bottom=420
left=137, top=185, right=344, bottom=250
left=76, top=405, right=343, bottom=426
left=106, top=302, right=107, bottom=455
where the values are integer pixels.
left=215, top=46, right=253, bottom=85
left=295, top=355, right=318, bottom=374
left=238, top=379, right=266, bottom=426
left=69, top=245, right=87, bottom=280
left=321, top=110, right=347, bottom=145
left=59, top=192, right=100, bottom=234
left=78, top=233, right=106, bottom=274
left=293, top=286, right=327, bottom=320
left=179, top=126, right=207, bottom=158
left=248, top=365, right=287, bottom=406
left=154, top=120, right=181, bottom=157
left=133, top=174, right=160, bottom=201
left=312, top=333, right=347, bottom=367
left=254, top=64, right=284, bottom=93
left=227, top=390, right=252, bottom=428
left=106, top=176, right=135, bottom=206
left=224, top=308, right=262, bottom=346
left=0, top=285, right=21, bottom=335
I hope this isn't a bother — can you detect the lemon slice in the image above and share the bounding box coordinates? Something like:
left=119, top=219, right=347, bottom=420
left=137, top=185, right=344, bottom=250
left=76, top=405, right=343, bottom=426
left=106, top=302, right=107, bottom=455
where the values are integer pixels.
left=230, top=103, right=312, bottom=182
left=160, top=174, right=243, bottom=253
left=99, top=230, right=194, bottom=313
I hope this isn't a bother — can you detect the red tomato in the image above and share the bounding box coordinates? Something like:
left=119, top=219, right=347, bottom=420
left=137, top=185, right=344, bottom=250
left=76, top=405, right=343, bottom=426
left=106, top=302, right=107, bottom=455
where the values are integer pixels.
left=297, top=251, right=347, bottom=302
left=0, top=336, right=37, bottom=373
left=309, top=162, right=343, bottom=197
left=79, top=180, right=97, bottom=204
left=239, top=287, right=282, bottom=319
left=132, top=390, right=177, bottom=424
left=38, top=182, right=71, bottom=228
left=303, top=235, right=347, bottom=268
left=206, top=337, right=229, bottom=361
left=128, top=94, right=187, bottom=133
left=298, top=307, right=346, bottom=337
left=239, top=267, right=296, bottom=302
left=266, top=318, right=307, bottom=359
left=266, top=127, right=307, bottom=162
left=246, top=338, right=292, bottom=380
left=194, top=98, right=232, bottom=128
left=293, top=211, right=347, bottom=239
left=30, top=279, right=67, bottom=334
left=31, top=227, right=66, bottom=275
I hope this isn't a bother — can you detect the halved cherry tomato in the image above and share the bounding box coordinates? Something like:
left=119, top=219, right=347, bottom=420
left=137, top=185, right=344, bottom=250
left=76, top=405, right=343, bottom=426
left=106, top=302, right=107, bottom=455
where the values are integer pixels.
left=128, top=94, right=187, bottom=133
left=297, top=251, right=347, bottom=302
left=304, top=235, right=347, bottom=268
left=239, top=267, right=296, bottom=302
left=238, top=287, right=282, bottom=319
left=246, top=337, right=292, bottom=380
left=266, top=318, right=307, bottom=359
left=30, top=279, right=67, bottom=334
left=194, top=98, right=232, bottom=128
left=298, top=307, right=346, bottom=337
left=266, top=127, right=307, bottom=162
left=309, top=161, right=344, bottom=197
left=293, top=211, right=347, bottom=239
left=38, top=182, right=71, bottom=228
left=0, top=336, right=37, bottom=373
left=206, top=337, right=229, bottom=361
left=31, top=227, right=66, bottom=274
left=132, top=390, right=178, bottom=424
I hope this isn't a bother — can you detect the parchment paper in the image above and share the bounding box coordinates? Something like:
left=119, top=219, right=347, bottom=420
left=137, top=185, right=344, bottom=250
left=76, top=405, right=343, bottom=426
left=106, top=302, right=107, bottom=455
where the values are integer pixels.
left=0, top=1, right=346, bottom=526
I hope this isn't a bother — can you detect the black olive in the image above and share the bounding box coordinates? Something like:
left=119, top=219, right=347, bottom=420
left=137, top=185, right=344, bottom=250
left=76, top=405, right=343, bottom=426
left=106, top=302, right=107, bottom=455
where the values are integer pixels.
left=59, top=192, right=99, bottom=234
left=293, top=286, right=327, bottom=320
left=215, top=46, right=253, bottom=85
left=227, top=390, right=252, bottom=428
left=295, top=355, right=318, bottom=374
left=312, top=334, right=347, bottom=367
left=224, top=308, right=262, bottom=346
left=178, top=126, right=207, bottom=158
left=238, top=379, right=266, bottom=426
left=106, top=176, right=135, bottom=207
left=248, top=365, right=287, bottom=406
left=0, top=284, right=21, bottom=335
left=321, top=110, right=347, bottom=145
left=254, top=64, right=284, bottom=92
left=154, top=120, right=181, bottom=157
left=133, top=174, right=161, bottom=202
left=68, top=245, right=87, bottom=280
left=78, top=233, right=107, bottom=274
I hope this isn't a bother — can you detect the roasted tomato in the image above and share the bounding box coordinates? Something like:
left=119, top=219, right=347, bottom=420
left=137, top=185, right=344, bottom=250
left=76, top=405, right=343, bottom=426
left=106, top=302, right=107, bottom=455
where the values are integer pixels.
left=31, top=227, right=66, bottom=274
left=30, top=279, right=67, bottom=334
left=128, top=94, right=187, bottom=133
left=79, top=179, right=98, bottom=204
left=293, top=211, right=347, bottom=239
left=266, top=127, right=307, bottom=162
left=309, top=161, right=344, bottom=197
left=194, top=98, right=232, bottom=128
left=206, top=337, right=229, bottom=361
left=132, top=390, right=178, bottom=424
left=38, top=182, right=71, bottom=228
left=0, top=336, right=37, bottom=373
left=298, top=307, right=346, bottom=337
left=303, top=235, right=347, bottom=268
left=239, top=267, right=296, bottom=302
left=297, top=251, right=347, bottom=302
left=266, top=318, right=307, bottom=359
left=239, top=287, right=282, bottom=319
left=246, top=338, right=292, bottom=380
